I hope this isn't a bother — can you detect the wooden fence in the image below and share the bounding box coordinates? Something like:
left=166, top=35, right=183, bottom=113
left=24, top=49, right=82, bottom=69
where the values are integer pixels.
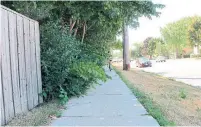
left=0, top=5, right=43, bottom=125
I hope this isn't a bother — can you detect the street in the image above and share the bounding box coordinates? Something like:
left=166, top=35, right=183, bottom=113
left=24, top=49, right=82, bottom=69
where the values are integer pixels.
left=131, top=59, right=201, bottom=88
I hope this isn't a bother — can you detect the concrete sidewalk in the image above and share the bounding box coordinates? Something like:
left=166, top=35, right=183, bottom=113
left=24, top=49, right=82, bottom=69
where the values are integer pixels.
left=51, top=68, right=159, bottom=126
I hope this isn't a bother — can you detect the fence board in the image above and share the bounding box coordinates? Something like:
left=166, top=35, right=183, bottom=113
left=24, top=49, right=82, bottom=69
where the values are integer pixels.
left=17, top=15, right=28, bottom=113
left=1, top=8, right=15, bottom=123
left=23, top=19, right=34, bottom=110
left=0, top=64, right=5, bottom=125
left=0, top=8, right=3, bottom=125
left=35, top=22, right=43, bottom=104
left=30, top=21, right=38, bottom=107
left=8, top=12, right=22, bottom=115
left=1, top=5, right=42, bottom=125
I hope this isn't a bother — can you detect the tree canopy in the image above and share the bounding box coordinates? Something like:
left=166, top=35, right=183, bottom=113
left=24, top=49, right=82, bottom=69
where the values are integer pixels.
left=160, top=17, right=194, bottom=58
left=2, top=1, right=164, bottom=102
left=188, top=16, right=201, bottom=46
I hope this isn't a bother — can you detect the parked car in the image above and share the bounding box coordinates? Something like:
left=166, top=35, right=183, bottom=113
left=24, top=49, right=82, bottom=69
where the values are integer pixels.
left=156, top=56, right=166, bottom=62
left=136, top=57, right=152, bottom=67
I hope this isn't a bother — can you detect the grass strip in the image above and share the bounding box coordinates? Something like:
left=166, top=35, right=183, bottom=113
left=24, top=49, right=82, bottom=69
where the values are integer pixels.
left=113, top=67, right=175, bottom=126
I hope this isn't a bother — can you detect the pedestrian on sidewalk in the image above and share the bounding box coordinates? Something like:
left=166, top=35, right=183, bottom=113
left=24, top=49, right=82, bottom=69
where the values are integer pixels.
left=109, top=59, right=112, bottom=71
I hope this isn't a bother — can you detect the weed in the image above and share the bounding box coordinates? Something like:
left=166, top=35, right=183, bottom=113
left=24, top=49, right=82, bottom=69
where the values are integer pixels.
left=55, top=111, right=62, bottom=118
left=59, top=86, right=68, bottom=105
left=196, top=107, right=201, bottom=112
left=179, top=89, right=187, bottom=99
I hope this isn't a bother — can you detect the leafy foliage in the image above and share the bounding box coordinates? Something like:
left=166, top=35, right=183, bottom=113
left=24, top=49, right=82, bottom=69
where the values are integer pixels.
left=131, top=43, right=143, bottom=58
left=188, top=16, right=201, bottom=46
left=111, top=40, right=123, bottom=50
left=154, top=40, right=169, bottom=58
left=147, top=38, right=158, bottom=58
left=160, top=17, right=194, bottom=58
left=141, top=37, right=157, bottom=58
left=2, top=1, right=164, bottom=103
left=40, top=21, right=107, bottom=103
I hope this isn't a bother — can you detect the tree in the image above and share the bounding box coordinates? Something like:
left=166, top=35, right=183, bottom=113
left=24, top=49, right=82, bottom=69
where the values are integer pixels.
left=148, top=38, right=159, bottom=59
left=160, top=17, right=193, bottom=58
left=154, top=38, right=169, bottom=58
left=141, top=37, right=153, bottom=57
left=141, top=37, right=164, bottom=59
left=1, top=1, right=164, bottom=101
left=131, top=43, right=143, bottom=59
left=188, top=16, right=201, bottom=54
left=111, top=40, right=122, bottom=50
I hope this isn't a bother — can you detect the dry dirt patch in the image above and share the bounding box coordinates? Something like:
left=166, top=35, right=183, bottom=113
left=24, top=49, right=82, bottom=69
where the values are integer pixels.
left=114, top=65, right=201, bottom=126
left=6, top=100, right=63, bottom=126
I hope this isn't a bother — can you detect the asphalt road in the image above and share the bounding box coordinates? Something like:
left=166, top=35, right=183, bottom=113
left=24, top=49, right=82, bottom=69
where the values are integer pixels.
left=131, top=59, right=201, bottom=88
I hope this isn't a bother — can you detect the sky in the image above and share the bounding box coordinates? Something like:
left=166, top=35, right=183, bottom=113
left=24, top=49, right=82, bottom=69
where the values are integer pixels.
left=128, top=0, right=201, bottom=46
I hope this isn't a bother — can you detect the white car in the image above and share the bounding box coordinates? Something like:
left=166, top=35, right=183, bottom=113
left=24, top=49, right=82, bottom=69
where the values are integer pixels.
left=156, top=56, right=166, bottom=62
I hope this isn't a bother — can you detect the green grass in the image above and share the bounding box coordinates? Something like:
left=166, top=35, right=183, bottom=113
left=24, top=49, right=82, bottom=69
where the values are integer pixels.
left=113, top=67, right=175, bottom=126
left=6, top=100, right=62, bottom=126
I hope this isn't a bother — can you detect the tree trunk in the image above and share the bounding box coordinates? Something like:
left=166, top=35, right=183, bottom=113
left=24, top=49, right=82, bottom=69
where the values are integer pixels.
left=69, top=20, right=76, bottom=35
left=175, top=47, right=179, bottom=59
left=74, top=28, right=78, bottom=37
left=150, top=55, right=152, bottom=60
left=197, top=44, right=200, bottom=54
left=81, top=21, right=86, bottom=43
left=123, top=22, right=130, bottom=70
left=74, top=20, right=79, bottom=37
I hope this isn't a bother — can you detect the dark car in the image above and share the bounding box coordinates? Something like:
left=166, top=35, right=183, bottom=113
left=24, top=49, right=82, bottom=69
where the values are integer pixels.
left=136, top=57, right=152, bottom=67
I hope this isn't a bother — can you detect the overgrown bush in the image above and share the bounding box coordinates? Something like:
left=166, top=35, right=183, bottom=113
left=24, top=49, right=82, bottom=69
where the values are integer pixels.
left=190, top=54, right=201, bottom=58
left=2, top=1, right=164, bottom=105
left=80, top=44, right=110, bottom=66
left=40, top=21, right=107, bottom=103
left=65, top=62, right=107, bottom=96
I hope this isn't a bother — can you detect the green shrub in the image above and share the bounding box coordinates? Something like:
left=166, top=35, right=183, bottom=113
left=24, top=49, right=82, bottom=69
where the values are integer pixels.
left=40, top=21, right=107, bottom=103
left=179, top=89, right=187, bottom=99
left=64, top=62, right=107, bottom=97
left=190, top=54, right=201, bottom=58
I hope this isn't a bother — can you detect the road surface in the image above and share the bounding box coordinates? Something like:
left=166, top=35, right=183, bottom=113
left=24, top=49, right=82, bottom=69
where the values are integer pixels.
left=131, top=59, right=201, bottom=88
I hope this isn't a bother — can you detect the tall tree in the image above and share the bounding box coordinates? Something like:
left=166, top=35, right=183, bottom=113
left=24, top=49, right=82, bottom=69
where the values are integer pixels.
left=154, top=38, right=169, bottom=57
left=141, top=37, right=153, bottom=57
left=160, top=17, right=193, bottom=58
left=131, top=43, right=143, bottom=59
left=188, top=16, right=201, bottom=54
left=147, top=38, right=158, bottom=59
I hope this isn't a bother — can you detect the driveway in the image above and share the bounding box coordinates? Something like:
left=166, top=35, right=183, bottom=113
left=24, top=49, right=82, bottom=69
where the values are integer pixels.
left=131, top=59, right=201, bottom=88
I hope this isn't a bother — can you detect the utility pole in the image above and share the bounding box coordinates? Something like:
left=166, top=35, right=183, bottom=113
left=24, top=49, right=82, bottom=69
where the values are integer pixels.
left=123, top=22, right=130, bottom=70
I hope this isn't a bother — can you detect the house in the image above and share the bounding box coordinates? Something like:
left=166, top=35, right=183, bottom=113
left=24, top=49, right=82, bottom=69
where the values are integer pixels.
left=182, top=47, right=193, bottom=58
left=193, top=44, right=201, bottom=55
